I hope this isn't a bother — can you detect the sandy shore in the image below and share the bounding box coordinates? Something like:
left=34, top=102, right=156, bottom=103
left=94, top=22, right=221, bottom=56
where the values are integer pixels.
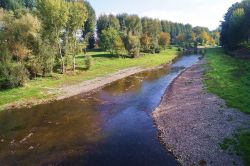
left=153, top=59, right=250, bottom=166
left=58, top=66, right=156, bottom=100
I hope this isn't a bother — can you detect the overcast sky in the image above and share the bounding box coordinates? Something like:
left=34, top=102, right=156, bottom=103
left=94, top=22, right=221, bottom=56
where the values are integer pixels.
left=87, top=0, right=241, bottom=30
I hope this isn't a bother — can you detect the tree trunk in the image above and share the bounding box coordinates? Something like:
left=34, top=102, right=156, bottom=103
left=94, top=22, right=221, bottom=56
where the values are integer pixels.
left=73, top=55, right=76, bottom=72
left=58, top=43, right=65, bottom=74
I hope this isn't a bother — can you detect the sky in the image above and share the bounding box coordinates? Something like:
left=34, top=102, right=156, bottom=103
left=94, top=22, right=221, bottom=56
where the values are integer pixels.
left=87, top=0, right=241, bottom=30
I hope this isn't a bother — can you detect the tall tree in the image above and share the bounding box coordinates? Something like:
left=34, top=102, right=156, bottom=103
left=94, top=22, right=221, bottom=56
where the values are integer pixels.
left=220, top=0, right=250, bottom=50
left=66, top=1, right=87, bottom=71
left=97, top=14, right=120, bottom=37
left=82, top=1, right=96, bottom=49
left=37, top=0, right=69, bottom=73
left=100, top=27, right=124, bottom=55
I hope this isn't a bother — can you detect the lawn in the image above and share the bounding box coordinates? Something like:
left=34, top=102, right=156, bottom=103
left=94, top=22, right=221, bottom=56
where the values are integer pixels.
left=204, top=48, right=250, bottom=165
left=204, top=48, right=250, bottom=114
left=0, top=48, right=178, bottom=109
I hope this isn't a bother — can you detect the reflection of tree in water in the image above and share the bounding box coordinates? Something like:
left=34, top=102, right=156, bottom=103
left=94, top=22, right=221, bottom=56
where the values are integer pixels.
left=103, top=67, right=170, bottom=96
left=103, top=76, right=142, bottom=96
left=140, top=67, right=170, bottom=82
left=0, top=99, right=105, bottom=165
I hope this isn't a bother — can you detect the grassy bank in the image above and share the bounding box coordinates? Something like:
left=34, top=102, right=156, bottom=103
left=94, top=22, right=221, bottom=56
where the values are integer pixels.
left=0, top=48, right=178, bottom=110
left=204, top=48, right=250, bottom=165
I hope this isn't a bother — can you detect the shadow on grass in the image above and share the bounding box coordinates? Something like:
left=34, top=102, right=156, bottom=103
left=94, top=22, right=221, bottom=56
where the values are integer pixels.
left=76, top=53, right=119, bottom=59
left=75, top=67, right=90, bottom=71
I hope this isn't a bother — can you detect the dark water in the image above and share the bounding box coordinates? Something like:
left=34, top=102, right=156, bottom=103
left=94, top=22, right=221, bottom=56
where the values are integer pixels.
left=0, top=55, right=199, bottom=166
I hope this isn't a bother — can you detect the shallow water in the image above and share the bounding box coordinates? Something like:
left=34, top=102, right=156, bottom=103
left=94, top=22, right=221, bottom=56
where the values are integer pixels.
left=0, top=55, right=199, bottom=166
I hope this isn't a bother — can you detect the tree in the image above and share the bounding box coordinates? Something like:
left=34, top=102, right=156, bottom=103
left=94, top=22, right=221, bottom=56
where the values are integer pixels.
left=100, top=27, right=124, bottom=56
left=124, top=34, right=140, bottom=58
left=0, top=10, right=40, bottom=86
left=141, top=17, right=161, bottom=52
left=82, top=1, right=96, bottom=49
left=220, top=0, right=250, bottom=50
left=66, top=1, right=87, bottom=71
left=200, top=31, right=210, bottom=45
left=0, top=0, right=23, bottom=10
left=124, top=15, right=142, bottom=36
left=23, top=0, right=36, bottom=9
left=37, top=0, right=69, bottom=74
left=97, top=14, right=120, bottom=37
left=158, top=32, right=170, bottom=49
left=140, top=33, right=152, bottom=53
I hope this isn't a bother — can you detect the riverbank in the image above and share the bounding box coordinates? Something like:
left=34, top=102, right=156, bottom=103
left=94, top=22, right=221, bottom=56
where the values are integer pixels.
left=152, top=57, right=250, bottom=165
left=0, top=48, right=178, bottom=111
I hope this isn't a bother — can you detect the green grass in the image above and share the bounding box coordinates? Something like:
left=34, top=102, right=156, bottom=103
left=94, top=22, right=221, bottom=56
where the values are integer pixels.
left=219, top=131, right=250, bottom=165
left=0, top=48, right=178, bottom=109
left=204, top=48, right=250, bottom=114
left=204, top=48, right=250, bottom=165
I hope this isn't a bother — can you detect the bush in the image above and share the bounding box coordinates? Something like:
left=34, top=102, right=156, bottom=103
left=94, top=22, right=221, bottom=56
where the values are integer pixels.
left=155, top=47, right=161, bottom=54
left=84, top=55, right=92, bottom=70
left=0, top=62, right=28, bottom=89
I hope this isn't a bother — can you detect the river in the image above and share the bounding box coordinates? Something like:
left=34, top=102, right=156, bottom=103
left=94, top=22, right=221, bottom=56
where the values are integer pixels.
left=0, top=55, right=199, bottom=166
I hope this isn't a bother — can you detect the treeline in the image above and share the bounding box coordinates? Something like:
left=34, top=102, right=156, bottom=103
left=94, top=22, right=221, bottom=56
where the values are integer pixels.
left=0, top=0, right=95, bottom=89
left=97, top=14, right=220, bottom=57
left=220, top=0, right=250, bottom=51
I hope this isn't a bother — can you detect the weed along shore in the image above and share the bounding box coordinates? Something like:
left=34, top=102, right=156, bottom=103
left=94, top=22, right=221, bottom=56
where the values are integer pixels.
left=152, top=57, right=250, bottom=165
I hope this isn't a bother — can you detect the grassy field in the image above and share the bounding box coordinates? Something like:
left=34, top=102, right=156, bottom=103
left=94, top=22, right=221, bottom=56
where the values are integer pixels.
left=0, top=48, right=178, bottom=109
left=204, top=48, right=250, bottom=165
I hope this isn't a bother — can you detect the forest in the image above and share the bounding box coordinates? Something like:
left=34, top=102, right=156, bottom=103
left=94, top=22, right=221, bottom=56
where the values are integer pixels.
left=0, top=0, right=219, bottom=90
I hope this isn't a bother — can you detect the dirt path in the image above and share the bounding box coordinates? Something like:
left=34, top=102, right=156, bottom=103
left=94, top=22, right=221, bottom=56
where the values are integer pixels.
left=153, top=60, right=250, bottom=166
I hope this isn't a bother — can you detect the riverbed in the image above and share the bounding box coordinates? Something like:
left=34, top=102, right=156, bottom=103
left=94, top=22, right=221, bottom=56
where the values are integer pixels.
left=0, top=55, right=199, bottom=166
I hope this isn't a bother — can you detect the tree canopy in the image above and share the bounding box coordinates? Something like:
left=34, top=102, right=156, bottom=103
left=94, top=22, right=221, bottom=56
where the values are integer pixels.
left=220, top=0, right=250, bottom=50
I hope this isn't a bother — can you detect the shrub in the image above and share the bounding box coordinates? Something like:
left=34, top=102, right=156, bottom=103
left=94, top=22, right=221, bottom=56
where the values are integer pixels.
left=84, top=55, right=92, bottom=70
left=0, top=62, right=28, bottom=89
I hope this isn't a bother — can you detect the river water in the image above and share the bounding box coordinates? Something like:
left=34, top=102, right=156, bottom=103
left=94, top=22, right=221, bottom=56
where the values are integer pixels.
left=0, top=55, right=199, bottom=166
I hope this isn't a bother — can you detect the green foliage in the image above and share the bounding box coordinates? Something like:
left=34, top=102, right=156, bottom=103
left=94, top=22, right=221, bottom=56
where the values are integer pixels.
left=37, top=40, right=56, bottom=75
left=82, top=1, right=96, bottom=49
left=205, top=48, right=250, bottom=165
left=0, top=48, right=178, bottom=108
left=204, top=48, right=250, bottom=114
left=97, top=13, right=217, bottom=54
left=0, top=62, right=28, bottom=89
left=0, top=0, right=23, bottom=10
left=220, top=131, right=250, bottom=166
left=124, top=34, right=140, bottom=57
left=140, top=33, right=153, bottom=53
left=0, top=0, right=92, bottom=90
left=65, top=2, right=87, bottom=70
left=97, top=14, right=120, bottom=37
left=84, top=55, right=92, bottom=70
left=221, top=0, right=250, bottom=50
left=37, top=0, right=69, bottom=43
left=100, top=27, right=124, bottom=56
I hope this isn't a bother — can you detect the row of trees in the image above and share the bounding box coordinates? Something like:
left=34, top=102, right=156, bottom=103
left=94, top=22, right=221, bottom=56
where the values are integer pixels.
left=0, top=0, right=96, bottom=89
left=97, top=14, right=220, bottom=57
left=220, top=0, right=250, bottom=51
